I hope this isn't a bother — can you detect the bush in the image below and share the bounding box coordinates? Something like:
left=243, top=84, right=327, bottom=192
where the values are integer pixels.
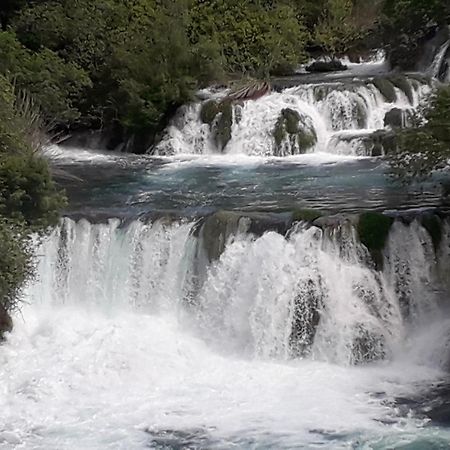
left=0, top=75, right=65, bottom=334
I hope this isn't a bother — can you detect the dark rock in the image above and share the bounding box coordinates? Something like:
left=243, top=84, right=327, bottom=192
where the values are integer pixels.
left=200, top=100, right=220, bottom=125
left=0, top=304, right=12, bottom=339
left=357, top=212, right=394, bottom=270
left=273, top=108, right=317, bottom=156
left=372, top=77, right=397, bottom=103
left=197, top=210, right=291, bottom=261
left=384, top=108, right=406, bottom=129
left=214, top=101, right=233, bottom=152
left=388, top=75, right=415, bottom=104
left=290, top=278, right=324, bottom=357
left=305, top=60, right=348, bottom=73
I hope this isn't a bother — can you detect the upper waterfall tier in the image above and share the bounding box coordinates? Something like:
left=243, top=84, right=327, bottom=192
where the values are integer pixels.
left=155, top=75, right=431, bottom=157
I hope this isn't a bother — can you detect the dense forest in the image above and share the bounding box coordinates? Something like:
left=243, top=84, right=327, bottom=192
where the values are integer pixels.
left=0, top=0, right=449, bottom=333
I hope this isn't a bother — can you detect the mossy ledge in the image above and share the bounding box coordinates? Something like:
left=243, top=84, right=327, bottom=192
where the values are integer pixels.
left=357, top=212, right=394, bottom=270
left=292, top=209, right=324, bottom=223
left=421, top=214, right=443, bottom=252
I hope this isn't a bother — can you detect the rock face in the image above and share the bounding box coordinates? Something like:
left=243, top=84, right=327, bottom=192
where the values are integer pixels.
left=372, top=77, right=397, bottom=103
left=305, top=60, right=348, bottom=73
left=384, top=108, right=406, bottom=128
left=273, top=108, right=317, bottom=156
left=197, top=210, right=292, bottom=261
left=0, top=304, right=12, bottom=340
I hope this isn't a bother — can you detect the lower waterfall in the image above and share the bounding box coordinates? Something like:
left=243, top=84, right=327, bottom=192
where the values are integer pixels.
left=1, top=215, right=450, bottom=448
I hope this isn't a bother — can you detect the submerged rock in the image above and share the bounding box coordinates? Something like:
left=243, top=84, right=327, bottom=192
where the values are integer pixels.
left=290, top=278, right=324, bottom=358
left=351, top=324, right=386, bottom=364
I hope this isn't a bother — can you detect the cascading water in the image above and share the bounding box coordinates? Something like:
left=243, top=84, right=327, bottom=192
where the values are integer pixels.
left=1, top=215, right=448, bottom=448
left=29, top=216, right=449, bottom=366
left=156, top=77, right=431, bottom=157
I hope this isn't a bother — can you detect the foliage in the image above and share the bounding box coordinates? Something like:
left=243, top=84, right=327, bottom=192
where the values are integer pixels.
left=0, top=219, right=33, bottom=314
left=388, top=87, right=450, bottom=183
left=0, top=75, right=65, bottom=324
left=188, top=0, right=309, bottom=76
left=0, top=31, right=91, bottom=124
left=314, top=0, right=363, bottom=58
left=380, top=0, right=450, bottom=69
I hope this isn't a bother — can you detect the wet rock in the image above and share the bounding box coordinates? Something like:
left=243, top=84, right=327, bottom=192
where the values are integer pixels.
left=357, top=212, right=394, bottom=270
left=305, top=60, right=348, bottom=73
left=290, top=278, right=324, bottom=357
left=384, top=108, right=406, bottom=129
left=197, top=210, right=291, bottom=261
left=214, top=101, right=233, bottom=152
left=372, top=77, right=397, bottom=103
left=273, top=108, right=317, bottom=156
left=200, top=100, right=220, bottom=125
left=388, top=75, right=415, bottom=104
left=351, top=324, right=386, bottom=364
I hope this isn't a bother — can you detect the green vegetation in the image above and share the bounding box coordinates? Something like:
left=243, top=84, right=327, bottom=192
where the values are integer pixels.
left=0, top=0, right=388, bottom=152
left=0, top=75, right=65, bottom=336
left=380, top=0, right=450, bottom=69
left=357, top=212, right=394, bottom=269
left=388, top=86, right=450, bottom=183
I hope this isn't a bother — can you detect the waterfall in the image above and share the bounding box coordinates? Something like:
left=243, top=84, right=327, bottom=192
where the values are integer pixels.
left=155, top=77, right=430, bottom=157
left=429, top=37, right=450, bottom=82
left=29, top=215, right=450, bottom=367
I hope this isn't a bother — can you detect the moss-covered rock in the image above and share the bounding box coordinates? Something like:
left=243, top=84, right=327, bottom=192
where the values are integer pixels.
left=273, top=108, right=317, bottom=156
left=388, top=75, right=414, bottom=104
left=372, top=78, right=397, bottom=103
left=357, top=212, right=394, bottom=270
left=292, top=208, right=323, bottom=223
left=200, top=100, right=220, bottom=125
left=421, top=214, right=443, bottom=252
left=214, top=101, right=233, bottom=151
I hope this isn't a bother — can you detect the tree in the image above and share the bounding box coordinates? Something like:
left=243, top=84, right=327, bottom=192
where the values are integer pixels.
left=314, top=0, right=361, bottom=59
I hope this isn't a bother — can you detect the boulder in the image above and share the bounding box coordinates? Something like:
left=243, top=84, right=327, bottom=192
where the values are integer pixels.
left=273, top=108, right=317, bottom=156
left=372, top=77, right=397, bottom=103
left=384, top=108, right=405, bottom=128
left=305, top=60, right=348, bottom=73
